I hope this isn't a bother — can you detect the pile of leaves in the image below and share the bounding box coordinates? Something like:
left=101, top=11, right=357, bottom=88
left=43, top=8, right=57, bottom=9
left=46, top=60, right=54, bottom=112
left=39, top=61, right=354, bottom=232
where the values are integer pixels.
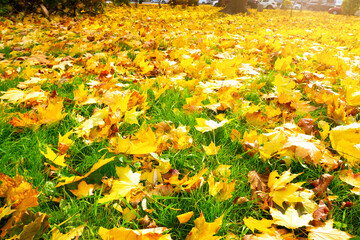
left=1, top=5, right=360, bottom=239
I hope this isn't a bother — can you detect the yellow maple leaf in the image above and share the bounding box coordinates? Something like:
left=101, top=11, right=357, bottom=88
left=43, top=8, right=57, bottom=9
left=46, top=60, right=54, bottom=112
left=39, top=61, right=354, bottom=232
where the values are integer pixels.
left=268, top=170, right=303, bottom=208
left=124, top=107, right=141, bottom=125
left=58, top=131, right=73, bottom=155
left=195, top=118, right=229, bottom=133
left=0, top=206, right=15, bottom=221
left=73, top=84, right=98, bottom=105
left=40, top=145, right=67, bottom=167
left=274, top=56, right=293, bottom=72
left=185, top=213, right=223, bottom=240
left=318, top=120, right=330, bottom=141
left=307, top=219, right=353, bottom=240
left=0, top=89, right=25, bottom=103
left=282, top=135, right=323, bottom=165
left=339, top=169, right=360, bottom=195
left=69, top=181, right=95, bottom=199
left=37, top=99, right=67, bottom=125
left=110, top=126, right=158, bottom=155
left=76, top=108, right=109, bottom=136
left=346, top=86, right=360, bottom=106
left=98, top=226, right=171, bottom=240
left=0, top=173, right=38, bottom=210
left=122, top=207, right=137, bottom=222
left=202, top=142, right=221, bottom=155
left=243, top=217, right=274, bottom=234
left=56, top=156, right=115, bottom=187
left=329, top=123, right=360, bottom=166
left=270, top=205, right=313, bottom=229
left=98, top=166, right=141, bottom=203
left=51, top=225, right=85, bottom=240
left=102, top=90, right=131, bottom=113
left=177, top=211, right=194, bottom=224
left=208, top=175, right=235, bottom=201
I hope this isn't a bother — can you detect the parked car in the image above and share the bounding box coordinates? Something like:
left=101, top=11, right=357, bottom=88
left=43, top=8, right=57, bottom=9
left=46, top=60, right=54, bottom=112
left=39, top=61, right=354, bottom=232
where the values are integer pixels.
left=212, top=0, right=258, bottom=8
left=305, top=0, right=335, bottom=11
left=280, top=0, right=302, bottom=9
left=328, top=6, right=341, bottom=14
left=199, top=0, right=211, bottom=3
left=168, top=0, right=198, bottom=5
left=258, top=0, right=277, bottom=9
left=293, top=2, right=301, bottom=9
left=212, top=0, right=226, bottom=6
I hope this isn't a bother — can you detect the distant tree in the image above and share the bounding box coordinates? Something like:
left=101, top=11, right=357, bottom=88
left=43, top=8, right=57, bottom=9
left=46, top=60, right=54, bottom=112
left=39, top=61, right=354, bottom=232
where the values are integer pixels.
left=220, top=0, right=250, bottom=14
left=0, top=0, right=129, bottom=16
left=342, top=0, right=360, bottom=14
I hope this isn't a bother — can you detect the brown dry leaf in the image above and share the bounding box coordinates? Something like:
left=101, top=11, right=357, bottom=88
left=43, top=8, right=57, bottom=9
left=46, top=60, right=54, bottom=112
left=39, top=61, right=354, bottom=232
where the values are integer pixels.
left=311, top=174, right=334, bottom=197
left=27, top=54, right=52, bottom=66
left=247, top=170, right=269, bottom=194
left=297, top=118, right=315, bottom=135
left=312, top=200, right=329, bottom=223
left=18, top=213, right=50, bottom=240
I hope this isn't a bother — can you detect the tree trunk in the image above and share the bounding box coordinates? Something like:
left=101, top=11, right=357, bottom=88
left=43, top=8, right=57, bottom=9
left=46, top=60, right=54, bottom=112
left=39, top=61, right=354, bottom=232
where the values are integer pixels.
left=220, top=0, right=249, bottom=14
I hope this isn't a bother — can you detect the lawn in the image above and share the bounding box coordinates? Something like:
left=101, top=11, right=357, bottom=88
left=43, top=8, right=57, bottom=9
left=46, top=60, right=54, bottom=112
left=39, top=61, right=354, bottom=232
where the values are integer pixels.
left=1, top=4, right=360, bottom=239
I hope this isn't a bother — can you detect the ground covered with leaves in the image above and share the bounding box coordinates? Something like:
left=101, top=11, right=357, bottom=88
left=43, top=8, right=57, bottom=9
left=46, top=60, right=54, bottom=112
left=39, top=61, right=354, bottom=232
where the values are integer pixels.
left=1, top=5, right=360, bottom=239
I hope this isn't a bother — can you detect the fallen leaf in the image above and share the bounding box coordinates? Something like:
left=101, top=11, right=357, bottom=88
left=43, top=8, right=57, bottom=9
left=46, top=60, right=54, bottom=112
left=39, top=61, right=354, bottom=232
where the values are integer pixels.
left=56, top=156, right=115, bottom=187
left=329, top=123, right=360, bottom=166
left=69, top=181, right=95, bottom=199
left=195, top=118, right=229, bottom=133
left=270, top=205, right=313, bottom=229
left=40, top=145, right=67, bottom=167
left=243, top=217, right=274, bottom=234
left=312, top=200, right=329, bottom=222
left=98, top=166, right=141, bottom=203
left=51, top=225, right=85, bottom=240
left=307, top=219, right=353, bottom=240
left=311, top=174, right=334, bottom=197
left=177, top=211, right=194, bottom=224
left=98, top=226, right=171, bottom=240
left=185, top=213, right=223, bottom=240
left=202, top=142, right=221, bottom=155
left=339, top=169, right=360, bottom=195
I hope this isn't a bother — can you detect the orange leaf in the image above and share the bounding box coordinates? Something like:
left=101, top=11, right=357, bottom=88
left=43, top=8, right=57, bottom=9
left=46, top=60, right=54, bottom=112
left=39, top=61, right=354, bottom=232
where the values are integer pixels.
left=177, top=211, right=194, bottom=224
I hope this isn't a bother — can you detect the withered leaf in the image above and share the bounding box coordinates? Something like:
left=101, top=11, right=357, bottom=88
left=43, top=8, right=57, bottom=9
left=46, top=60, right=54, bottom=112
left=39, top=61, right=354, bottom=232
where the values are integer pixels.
left=311, top=174, right=334, bottom=197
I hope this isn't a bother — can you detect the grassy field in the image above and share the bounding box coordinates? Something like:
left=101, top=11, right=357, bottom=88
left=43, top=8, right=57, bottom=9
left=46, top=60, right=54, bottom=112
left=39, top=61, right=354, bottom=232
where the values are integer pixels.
left=1, top=5, right=360, bottom=239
